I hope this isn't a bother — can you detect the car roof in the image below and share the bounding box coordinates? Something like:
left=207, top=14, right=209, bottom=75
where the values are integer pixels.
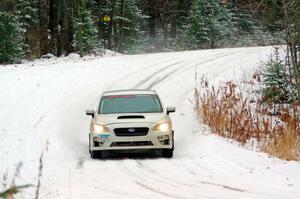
left=102, top=89, right=157, bottom=96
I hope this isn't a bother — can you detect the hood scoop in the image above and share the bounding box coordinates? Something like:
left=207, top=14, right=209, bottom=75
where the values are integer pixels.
left=117, top=115, right=145, bottom=119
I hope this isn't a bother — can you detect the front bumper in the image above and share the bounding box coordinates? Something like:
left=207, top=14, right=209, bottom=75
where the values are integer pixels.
left=89, top=123, right=173, bottom=151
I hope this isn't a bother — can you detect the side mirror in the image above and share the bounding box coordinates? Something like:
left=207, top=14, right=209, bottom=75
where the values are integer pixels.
left=86, top=109, right=95, bottom=118
left=166, top=107, right=176, bottom=115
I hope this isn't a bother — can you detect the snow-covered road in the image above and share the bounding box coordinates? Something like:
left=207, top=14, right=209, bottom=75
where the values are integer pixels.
left=1, top=47, right=300, bottom=199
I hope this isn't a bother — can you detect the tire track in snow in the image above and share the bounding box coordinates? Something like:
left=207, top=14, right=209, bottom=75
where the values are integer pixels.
left=120, top=161, right=180, bottom=188
left=132, top=61, right=183, bottom=89
left=199, top=181, right=246, bottom=192
left=134, top=180, right=184, bottom=199
left=122, top=159, right=248, bottom=198
left=144, top=51, right=231, bottom=90
left=135, top=53, right=230, bottom=89
left=145, top=69, right=179, bottom=89
left=118, top=161, right=186, bottom=199
left=106, top=58, right=184, bottom=90
left=144, top=50, right=254, bottom=90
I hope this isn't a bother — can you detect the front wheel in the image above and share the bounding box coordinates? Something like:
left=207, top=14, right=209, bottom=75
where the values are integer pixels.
left=162, top=149, right=173, bottom=158
left=90, top=150, right=110, bottom=159
left=90, top=151, right=103, bottom=159
left=162, top=132, right=174, bottom=158
left=90, top=150, right=99, bottom=159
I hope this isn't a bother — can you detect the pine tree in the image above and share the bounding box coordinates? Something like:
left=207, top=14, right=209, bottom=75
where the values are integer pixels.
left=73, top=0, right=99, bottom=55
left=115, top=0, right=147, bottom=53
left=0, top=12, right=25, bottom=63
left=15, top=0, right=38, bottom=30
left=185, top=0, right=233, bottom=49
left=231, top=10, right=255, bottom=35
left=15, top=0, right=39, bottom=56
left=260, top=50, right=298, bottom=104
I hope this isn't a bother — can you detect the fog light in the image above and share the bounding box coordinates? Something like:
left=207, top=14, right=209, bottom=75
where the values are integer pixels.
left=158, top=135, right=170, bottom=141
left=93, top=141, right=104, bottom=147
left=158, top=136, right=164, bottom=141
left=93, top=137, right=101, bottom=142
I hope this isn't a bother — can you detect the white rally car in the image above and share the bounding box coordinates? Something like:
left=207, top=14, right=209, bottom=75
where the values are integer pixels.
left=86, top=89, right=175, bottom=159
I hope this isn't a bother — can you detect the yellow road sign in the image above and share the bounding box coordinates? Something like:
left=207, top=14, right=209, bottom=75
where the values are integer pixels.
left=103, top=15, right=111, bottom=22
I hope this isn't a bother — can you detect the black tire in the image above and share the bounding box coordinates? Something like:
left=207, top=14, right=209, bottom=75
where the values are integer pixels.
left=90, top=150, right=98, bottom=159
left=89, top=135, right=91, bottom=154
left=90, top=150, right=110, bottom=159
left=162, top=149, right=173, bottom=158
left=90, top=151, right=103, bottom=159
left=162, top=132, right=174, bottom=158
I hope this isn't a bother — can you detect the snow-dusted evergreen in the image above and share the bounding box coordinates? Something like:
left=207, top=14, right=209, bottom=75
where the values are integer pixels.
left=260, top=49, right=298, bottom=104
left=15, top=0, right=38, bottom=30
left=185, top=0, right=233, bottom=49
left=115, top=0, right=147, bottom=53
left=73, top=1, right=99, bottom=55
left=0, top=12, right=25, bottom=63
left=15, top=0, right=38, bottom=55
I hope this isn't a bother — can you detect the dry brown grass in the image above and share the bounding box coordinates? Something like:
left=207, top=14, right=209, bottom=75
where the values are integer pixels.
left=196, top=78, right=300, bottom=161
left=0, top=163, right=33, bottom=199
left=1, top=141, right=48, bottom=199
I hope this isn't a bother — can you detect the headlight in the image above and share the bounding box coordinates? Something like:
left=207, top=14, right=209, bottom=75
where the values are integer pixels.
left=153, top=122, right=171, bottom=132
left=91, top=124, right=110, bottom=133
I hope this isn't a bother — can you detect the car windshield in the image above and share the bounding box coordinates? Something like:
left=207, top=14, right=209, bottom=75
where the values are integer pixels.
left=99, top=94, right=163, bottom=114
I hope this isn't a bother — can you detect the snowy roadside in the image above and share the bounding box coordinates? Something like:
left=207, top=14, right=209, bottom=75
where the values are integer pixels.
left=0, top=49, right=121, bottom=69
left=194, top=46, right=300, bottom=161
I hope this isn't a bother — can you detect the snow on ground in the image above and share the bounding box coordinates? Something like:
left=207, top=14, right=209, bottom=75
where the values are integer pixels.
left=0, top=47, right=299, bottom=199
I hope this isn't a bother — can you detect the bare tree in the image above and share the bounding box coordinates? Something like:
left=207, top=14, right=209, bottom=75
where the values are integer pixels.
left=283, top=0, right=300, bottom=103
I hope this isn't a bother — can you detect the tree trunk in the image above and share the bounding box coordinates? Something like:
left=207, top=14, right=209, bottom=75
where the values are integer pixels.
left=149, top=0, right=156, bottom=39
left=108, top=0, right=116, bottom=50
left=49, top=0, right=57, bottom=55
left=56, top=0, right=62, bottom=56
left=69, top=0, right=74, bottom=53
left=0, top=1, right=15, bottom=12
left=118, top=0, right=125, bottom=52
left=162, top=0, right=169, bottom=48
left=162, top=16, right=168, bottom=48
left=62, top=0, right=74, bottom=54
left=39, top=0, right=50, bottom=56
left=96, top=0, right=107, bottom=47
left=170, top=0, right=181, bottom=39
left=170, top=20, right=177, bottom=39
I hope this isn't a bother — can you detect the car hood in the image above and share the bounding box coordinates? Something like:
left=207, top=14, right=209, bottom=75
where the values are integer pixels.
left=94, top=112, right=169, bottom=125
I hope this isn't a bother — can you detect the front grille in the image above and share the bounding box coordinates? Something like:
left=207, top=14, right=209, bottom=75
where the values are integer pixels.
left=114, top=127, right=149, bottom=136
left=111, top=141, right=153, bottom=147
